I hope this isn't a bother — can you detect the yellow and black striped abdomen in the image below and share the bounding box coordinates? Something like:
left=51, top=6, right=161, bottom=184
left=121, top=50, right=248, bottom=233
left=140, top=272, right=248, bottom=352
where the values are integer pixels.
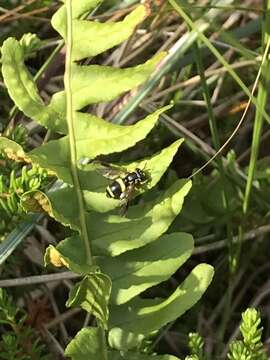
left=106, top=178, right=126, bottom=199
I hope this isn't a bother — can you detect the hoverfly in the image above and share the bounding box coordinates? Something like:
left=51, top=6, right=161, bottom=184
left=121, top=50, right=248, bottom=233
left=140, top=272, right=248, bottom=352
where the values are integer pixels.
left=94, top=161, right=149, bottom=215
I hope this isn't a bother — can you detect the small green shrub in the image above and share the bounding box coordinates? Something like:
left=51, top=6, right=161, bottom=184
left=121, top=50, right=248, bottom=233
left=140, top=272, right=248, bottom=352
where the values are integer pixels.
left=0, top=289, right=50, bottom=360
left=228, top=308, right=268, bottom=360
left=185, top=308, right=269, bottom=360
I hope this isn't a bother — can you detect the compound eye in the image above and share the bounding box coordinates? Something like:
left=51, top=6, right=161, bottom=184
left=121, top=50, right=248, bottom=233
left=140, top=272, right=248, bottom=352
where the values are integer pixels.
left=140, top=171, right=147, bottom=180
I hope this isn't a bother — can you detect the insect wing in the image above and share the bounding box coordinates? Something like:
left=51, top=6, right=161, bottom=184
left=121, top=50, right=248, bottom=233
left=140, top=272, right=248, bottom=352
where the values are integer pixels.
left=93, top=161, right=127, bottom=180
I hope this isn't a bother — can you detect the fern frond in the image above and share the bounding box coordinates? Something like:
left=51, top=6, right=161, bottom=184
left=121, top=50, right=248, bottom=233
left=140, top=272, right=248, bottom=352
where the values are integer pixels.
left=0, top=1, right=215, bottom=359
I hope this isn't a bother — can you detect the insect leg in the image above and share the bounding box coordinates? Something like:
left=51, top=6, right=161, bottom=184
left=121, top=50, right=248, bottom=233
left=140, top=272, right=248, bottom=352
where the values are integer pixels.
left=119, top=184, right=135, bottom=216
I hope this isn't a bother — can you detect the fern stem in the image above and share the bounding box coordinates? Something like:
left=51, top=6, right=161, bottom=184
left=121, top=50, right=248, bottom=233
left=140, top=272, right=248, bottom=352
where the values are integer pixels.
left=65, top=0, right=93, bottom=266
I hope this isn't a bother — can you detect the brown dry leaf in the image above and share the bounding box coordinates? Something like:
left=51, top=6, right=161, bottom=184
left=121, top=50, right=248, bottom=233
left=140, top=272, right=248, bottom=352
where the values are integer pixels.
left=25, top=297, right=53, bottom=331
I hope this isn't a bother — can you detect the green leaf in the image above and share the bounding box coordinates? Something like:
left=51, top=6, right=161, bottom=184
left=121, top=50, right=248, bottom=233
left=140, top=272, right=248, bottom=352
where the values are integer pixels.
left=29, top=107, right=171, bottom=183
left=52, top=4, right=148, bottom=61
left=101, top=232, right=194, bottom=305
left=44, top=236, right=89, bottom=272
left=0, top=107, right=173, bottom=187
left=49, top=138, right=183, bottom=214
left=108, top=327, right=145, bottom=351
left=47, top=190, right=80, bottom=230
left=1, top=38, right=66, bottom=134
left=0, top=137, right=30, bottom=163
left=46, top=179, right=191, bottom=257
left=126, top=139, right=184, bottom=192
left=1, top=7, right=162, bottom=134
left=44, top=232, right=194, bottom=304
left=90, top=179, right=192, bottom=256
left=44, top=244, right=70, bottom=268
left=66, top=273, right=112, bottom=329
left=65, top=326, right=106, bottom=360
left=109, top=264, right=214, bottom=335
left=49, top=53, right=165, bottom=113
left=65, top=327, right=179, bottom=360
left=19, top=33, right=42, bottom=58
left=53, top=0, right=102, bottom=28
left=20, top=190, right=52, bottom=214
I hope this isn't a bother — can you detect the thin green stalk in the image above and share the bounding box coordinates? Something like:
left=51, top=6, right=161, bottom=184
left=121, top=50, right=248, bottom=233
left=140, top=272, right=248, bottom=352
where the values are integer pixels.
left=234, top=0, right=270, bottom=296
left=101, top=327, right=108, bottom=360
left=35, top=41, right=64, bottom=83
left=243, top=0, right=270, bottom=215
left=194, top=41, right=234, bottom=351
left=65, top=0, right=93, bottom=266
left=194, top=44, right=233, bottom=256
left=168, top=0, right=270, bottom=126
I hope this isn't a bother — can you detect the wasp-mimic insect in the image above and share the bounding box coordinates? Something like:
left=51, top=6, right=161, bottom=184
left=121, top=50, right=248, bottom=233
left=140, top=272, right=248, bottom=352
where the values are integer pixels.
left=94, top=162, right=148, bottom=215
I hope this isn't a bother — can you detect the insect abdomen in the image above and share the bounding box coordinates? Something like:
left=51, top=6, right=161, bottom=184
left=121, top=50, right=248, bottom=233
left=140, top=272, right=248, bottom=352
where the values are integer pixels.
left=106, top=178, right=126, bottom=199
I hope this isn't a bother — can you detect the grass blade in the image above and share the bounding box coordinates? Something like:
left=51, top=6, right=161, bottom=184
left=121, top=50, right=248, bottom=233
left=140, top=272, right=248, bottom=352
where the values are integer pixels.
left=113, top=0, right=235, bottom=125
left=243, top=1, right=270, bottom=215
left=0, top=214, right=43, bottom=265
left=168, top=0, right=270, bottom=126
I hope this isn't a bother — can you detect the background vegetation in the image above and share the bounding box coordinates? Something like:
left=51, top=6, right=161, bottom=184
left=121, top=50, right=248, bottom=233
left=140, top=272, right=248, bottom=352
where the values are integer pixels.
left=0, top=0, right=269, bottom=359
